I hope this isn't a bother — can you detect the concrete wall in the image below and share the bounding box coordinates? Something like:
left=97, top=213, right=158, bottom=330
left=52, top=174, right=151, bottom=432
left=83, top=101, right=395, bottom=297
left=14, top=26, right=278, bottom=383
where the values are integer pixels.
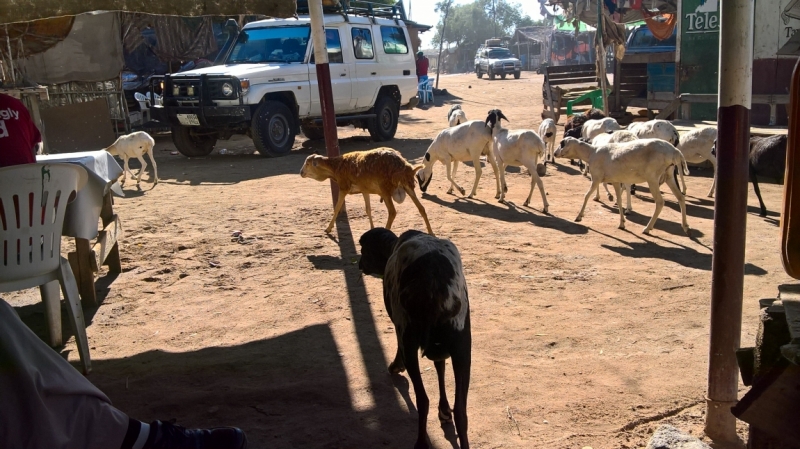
left=752, top=0, right=798, bottom=125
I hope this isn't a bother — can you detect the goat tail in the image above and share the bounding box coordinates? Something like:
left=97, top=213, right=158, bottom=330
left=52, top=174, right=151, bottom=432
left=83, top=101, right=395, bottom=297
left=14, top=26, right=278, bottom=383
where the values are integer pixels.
left=412, top=164, right=424, bottom=174
left=678, top=152, right=690, bottom=176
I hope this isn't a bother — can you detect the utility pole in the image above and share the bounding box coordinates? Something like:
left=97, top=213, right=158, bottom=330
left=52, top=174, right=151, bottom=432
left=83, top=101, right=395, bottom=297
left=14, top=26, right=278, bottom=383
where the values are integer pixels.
left=705, top=0, right=754, bottom=443
left=596, top=0, right=608, bottom=115
left=493, top=0, right=497, bottom=37
left=435, top=0, right=451, bottom=89
left=308, top=0, right=341, bottom=207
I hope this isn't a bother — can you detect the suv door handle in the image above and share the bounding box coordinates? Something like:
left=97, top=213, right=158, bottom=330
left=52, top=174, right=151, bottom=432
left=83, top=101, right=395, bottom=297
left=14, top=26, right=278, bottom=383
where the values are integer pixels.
left=371, top=72, right=377, bottom=75
left=340, top=73, right=347, bottom=77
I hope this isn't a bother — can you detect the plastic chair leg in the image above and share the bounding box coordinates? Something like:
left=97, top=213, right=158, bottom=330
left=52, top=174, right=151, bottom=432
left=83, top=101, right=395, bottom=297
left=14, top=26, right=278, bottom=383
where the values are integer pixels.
left=39, top=281, right=63, bottom=347
left=58, top=258, right=91, bottom=374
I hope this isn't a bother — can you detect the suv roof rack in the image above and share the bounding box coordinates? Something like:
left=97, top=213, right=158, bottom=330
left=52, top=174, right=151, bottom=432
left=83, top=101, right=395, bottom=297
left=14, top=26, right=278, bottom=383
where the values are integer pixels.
left=296, top=1, right=407, bottom=23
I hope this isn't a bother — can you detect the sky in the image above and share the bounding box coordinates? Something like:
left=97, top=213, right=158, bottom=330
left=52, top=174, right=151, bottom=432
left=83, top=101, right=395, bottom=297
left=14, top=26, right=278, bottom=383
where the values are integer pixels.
left=402, top=0, right=545, bottom=50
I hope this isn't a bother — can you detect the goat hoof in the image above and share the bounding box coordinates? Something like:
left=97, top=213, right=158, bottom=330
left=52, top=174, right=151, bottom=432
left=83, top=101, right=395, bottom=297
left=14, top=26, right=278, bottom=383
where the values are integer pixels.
left=388, top=360, right=406, bottom=374
left=574, top=216, right=582, bottom=222
left=438, top=407, right=453, bottom=423
left=642, top=228, right=652, bottom=235
left=542, top=207, right=549, bottom=214
left=459, top=188, right=466, bottom=195
left=324, top=227, right=334, bottom=234
left=523, top=201, right=530, bottom=207
left=619, top=224, right=625, bottom=230
left=684, top=228, right=692, bottom=237
left=624, top=209, right=631, bottom=215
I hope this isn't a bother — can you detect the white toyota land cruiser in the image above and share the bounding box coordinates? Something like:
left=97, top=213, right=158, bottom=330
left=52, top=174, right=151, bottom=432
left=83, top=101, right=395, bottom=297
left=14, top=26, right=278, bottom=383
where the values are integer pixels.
left=150, top=3, right=419, bottom=157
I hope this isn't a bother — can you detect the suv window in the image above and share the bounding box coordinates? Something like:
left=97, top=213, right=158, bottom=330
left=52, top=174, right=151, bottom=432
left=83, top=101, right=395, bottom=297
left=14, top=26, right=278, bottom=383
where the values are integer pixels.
left=310, top=29, right=344, bottom=64
left=352, top=28, right=374, bottom=59
left=228, top=26, right=310, bottom=64
left=487, top=48, right=512, bottom=59
left=629, top=27, right=676, bottom=48
left=380, top=26, right=408, bottom=54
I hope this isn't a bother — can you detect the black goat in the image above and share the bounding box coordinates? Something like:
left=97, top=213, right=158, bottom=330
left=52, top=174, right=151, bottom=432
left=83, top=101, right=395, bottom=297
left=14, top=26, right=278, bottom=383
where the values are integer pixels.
left=562, top=127, right=585, bottom=169
left=359, top=228, right=471, bottom=449
left=749, top=135, right=787, bottom=216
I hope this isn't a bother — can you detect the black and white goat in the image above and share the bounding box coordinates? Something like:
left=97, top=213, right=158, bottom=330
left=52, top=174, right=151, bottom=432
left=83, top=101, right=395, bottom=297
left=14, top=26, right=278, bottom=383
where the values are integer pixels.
left=358, top=228, right=471, bottom=449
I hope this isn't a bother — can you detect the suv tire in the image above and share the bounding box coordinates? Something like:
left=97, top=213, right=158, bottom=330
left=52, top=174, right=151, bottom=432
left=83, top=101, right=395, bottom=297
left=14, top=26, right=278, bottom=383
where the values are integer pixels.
left=488, top=68, right=496, bottom=80
left=514, top=71, right=521, bottom=79
left=368, top=95, right=399, bottom=142
left=172, top=125, right=217, bottom=157
left=301, top=123, right=325, bottom=140
left=252, top=100, right=296, bottom=157
left=476, top=67, right=483, bottom=78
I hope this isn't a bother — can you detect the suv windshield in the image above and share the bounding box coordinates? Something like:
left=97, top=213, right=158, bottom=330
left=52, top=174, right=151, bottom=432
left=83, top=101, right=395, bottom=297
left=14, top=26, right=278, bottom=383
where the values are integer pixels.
left=228, top=26, right=311, bottom=64
left=487, top=49, right=512, bottom=59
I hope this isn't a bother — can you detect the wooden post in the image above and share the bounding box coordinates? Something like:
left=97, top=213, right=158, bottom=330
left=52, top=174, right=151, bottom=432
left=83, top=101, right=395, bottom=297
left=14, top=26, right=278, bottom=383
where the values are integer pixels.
left=596, top=1, right=609, bottom=116
left=309, top=0, right=341, bottom=207
left=705, top=0, right=754, bottom=442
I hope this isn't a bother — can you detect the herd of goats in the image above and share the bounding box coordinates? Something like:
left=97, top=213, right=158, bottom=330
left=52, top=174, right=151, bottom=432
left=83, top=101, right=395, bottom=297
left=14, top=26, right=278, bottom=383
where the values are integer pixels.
left=95, top=104, right=787, bottom=449
left=297, top=104, right=788, bottom=449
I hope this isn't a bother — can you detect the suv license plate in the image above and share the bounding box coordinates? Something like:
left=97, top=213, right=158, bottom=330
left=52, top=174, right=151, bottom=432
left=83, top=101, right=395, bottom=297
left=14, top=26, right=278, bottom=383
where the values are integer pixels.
left=177, top=114, right=200, bottom=126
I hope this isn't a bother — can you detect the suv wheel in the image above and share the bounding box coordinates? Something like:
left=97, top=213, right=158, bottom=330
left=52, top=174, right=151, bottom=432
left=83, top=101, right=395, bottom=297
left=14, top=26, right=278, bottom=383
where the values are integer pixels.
left=300, top=123, right=325, bottom=140
left=368, top=95, right=399, bottom=142
left=488, top=68, right=496, bottom=80
left=476, top=67, right=483, bottom=78
left=172, top=125, right=217, bottom=157
left=252, top=101, right=296, bottom=157
left=514, top=71, right=521, bottom=79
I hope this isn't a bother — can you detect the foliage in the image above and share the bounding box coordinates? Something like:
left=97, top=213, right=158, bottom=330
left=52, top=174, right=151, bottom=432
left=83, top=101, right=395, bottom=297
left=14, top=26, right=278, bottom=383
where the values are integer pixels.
left=431, top=0, right=538, bottom=49
left=0, top=0, right=296, bottom=23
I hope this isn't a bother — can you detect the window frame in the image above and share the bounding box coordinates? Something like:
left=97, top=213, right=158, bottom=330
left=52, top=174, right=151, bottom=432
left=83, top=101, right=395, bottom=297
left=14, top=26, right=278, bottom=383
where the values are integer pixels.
left=351, top=27, right=374, bottom=60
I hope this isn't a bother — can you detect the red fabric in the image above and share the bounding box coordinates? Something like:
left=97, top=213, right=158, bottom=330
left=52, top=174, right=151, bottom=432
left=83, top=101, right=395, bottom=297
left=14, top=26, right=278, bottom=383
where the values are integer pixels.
left=416, top=57, right=429, bottom=77
left=0, top=93, right=41, bottom=168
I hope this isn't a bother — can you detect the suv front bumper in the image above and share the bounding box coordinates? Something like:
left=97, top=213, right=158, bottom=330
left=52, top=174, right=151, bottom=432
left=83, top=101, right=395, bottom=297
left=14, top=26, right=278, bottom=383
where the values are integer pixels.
left=492, top=65, right=521, bottom=74
left=151, top=105, right=251, bottom=128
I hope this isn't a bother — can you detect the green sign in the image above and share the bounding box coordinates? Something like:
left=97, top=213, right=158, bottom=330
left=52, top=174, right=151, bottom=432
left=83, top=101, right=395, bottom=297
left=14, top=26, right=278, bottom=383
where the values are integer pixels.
left=679, top=0, right=720, bottom=120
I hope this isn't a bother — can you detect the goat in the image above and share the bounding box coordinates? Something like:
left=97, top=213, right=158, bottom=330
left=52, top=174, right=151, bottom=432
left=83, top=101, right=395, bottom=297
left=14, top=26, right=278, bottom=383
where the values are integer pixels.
left=582, top=118, right=622, bottom=140
left=358, top=228, right=471, bottom=449
left=676, top=127, right=717, bottom=197
left=104, top=131, right=158, bottom=186
left=485, top=110, right=549, bottom=212
left=300, top=148, right=434, bottom=235
left=447, top=105, right=468, bottom=127
left=538, top=118, right=557, bottom=163
left=417, top=120, right=502, bottom=199
left=747, top=135, right=787, bottom=216
left=563, top=108, right=605, bottom=133
left=627, top=119, right=680, bottom=146
left=555, top=137, right=691, bottom=235
left=591, top=130, right=638, bottom=211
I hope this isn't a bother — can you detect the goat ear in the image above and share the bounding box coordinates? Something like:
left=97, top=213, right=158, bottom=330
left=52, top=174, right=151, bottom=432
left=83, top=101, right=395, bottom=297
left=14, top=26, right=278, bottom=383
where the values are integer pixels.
left=312, top=158, right=319, bottom=167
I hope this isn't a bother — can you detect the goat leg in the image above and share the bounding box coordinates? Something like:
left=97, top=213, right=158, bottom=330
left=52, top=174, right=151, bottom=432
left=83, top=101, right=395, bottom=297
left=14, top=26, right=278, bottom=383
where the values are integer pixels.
left=445, top=159, right=466, bottom=196
left=434, top=360, right=453, bottom=423
left=325, top=191, right=348, bottom=234
left=613, top=183, right=625, bottom=230
left=382, top=195, right=397, bottom=230
left=643, top=179, right=665, bottom=234
left=576, top=179, right=600, bottom=222
left=665, top=168, right=691, bottom=236
left=402, top=334, right=431, bottom=449
left=148, top=150, right=159, bottom=185
left=751, top=165, right=768, bottom=217
left=135, top=155, right=148, bottom=185
left=405, top=187, right=435, bottom=236
left=452, top=328, right=471, bottom=449
left=362, top=193, right=374, bottom=229
left=706, top=154, right=717, bottom=198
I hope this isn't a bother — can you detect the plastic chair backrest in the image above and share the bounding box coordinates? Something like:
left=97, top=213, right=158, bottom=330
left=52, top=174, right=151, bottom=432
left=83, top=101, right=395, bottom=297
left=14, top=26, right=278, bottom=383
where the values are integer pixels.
left=0, top=163, right=87, bottom=283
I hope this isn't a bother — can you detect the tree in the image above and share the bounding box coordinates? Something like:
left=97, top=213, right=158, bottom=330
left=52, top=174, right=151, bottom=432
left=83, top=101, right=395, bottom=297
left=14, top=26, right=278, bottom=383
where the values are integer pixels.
left=431, top=0, right=536, bottom=48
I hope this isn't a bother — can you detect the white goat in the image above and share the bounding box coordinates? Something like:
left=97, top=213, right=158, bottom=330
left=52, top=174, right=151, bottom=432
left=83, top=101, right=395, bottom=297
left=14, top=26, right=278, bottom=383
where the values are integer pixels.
left=447, top=105, right=468, bottom=127
left=417, top=120, right=502, bottom=199
left=538, top=118, right=557, bottom=163
left=300, top=148, right=434, bottom=235
left=592, top=130, right=638, bottom=212
left=104, top=131, right=158, bottom=186
left=485, top=110, right=549, bottom=212
left=582, top=118, right=622, bottom=140
left=554, top=137, right=691, bottom=236
left=677, top=127, right=717, bottom=197
left=627, top=119, right=680, bottom=146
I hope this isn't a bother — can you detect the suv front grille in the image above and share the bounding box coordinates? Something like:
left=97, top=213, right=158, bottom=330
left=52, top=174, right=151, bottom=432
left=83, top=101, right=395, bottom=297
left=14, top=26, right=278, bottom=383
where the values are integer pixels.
left=168, top=78, right=238, bottom=100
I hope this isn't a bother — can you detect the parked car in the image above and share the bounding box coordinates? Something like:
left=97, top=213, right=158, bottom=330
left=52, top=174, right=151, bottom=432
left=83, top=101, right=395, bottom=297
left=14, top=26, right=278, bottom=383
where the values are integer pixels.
left=475, top=46, right=521, bottom=80
left=150, top=4, right=418, bottom=157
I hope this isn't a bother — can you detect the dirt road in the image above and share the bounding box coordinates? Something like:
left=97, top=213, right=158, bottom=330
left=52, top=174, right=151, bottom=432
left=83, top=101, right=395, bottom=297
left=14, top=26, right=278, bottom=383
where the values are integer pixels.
left=7, top=73, right=790, bottom=448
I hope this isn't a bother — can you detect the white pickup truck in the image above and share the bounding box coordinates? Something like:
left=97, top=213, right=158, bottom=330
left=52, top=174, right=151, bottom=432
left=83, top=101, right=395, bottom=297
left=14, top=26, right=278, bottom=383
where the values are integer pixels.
left=151, top=4, right=419, bottom=157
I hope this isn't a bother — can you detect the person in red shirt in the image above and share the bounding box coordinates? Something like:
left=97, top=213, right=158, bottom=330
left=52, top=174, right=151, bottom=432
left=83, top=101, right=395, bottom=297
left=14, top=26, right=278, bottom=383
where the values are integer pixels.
left=0, top=92, right=42, bottom=167
left=416, top=51, right=429, bottom=83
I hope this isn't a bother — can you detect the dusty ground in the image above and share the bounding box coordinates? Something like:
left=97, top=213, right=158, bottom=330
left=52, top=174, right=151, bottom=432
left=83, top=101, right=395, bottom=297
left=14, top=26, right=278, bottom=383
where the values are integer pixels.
left=7, top=73, right=792, bottom=449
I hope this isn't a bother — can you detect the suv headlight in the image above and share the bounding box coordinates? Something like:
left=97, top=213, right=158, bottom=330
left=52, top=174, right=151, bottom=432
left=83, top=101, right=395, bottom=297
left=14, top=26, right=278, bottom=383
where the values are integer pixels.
left=494, top=61, right=503, bottom=67
left=222, top=82, right=234, bottom=97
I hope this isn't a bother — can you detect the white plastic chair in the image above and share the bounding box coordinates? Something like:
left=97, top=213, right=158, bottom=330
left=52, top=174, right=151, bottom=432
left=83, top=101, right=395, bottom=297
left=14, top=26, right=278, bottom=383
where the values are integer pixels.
left=134, top=92, right=151, bottom=122
left=418, top=79, right=434, bottom=104
left=424, top=79, right=434, bottom=103
left=0, top=163, right=92, bottom=374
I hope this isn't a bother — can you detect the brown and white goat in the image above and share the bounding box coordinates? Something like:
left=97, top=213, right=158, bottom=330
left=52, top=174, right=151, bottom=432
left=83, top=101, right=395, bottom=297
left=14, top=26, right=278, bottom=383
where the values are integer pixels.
left=359, top=228, right=471, bottom=449
left=300, top=148, right=434, bottom=235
